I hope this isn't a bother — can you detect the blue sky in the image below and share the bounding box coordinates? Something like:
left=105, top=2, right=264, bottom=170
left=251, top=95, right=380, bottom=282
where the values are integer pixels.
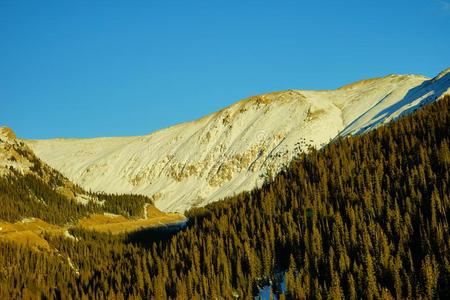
left=1, top=0, right=449, bottom=139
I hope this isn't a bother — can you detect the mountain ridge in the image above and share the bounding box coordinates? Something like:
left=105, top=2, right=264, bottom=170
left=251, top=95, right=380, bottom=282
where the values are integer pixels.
left=24, top=68, right=450, bottom=212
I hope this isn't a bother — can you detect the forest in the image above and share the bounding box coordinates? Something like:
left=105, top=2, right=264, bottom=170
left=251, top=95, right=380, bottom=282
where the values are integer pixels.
left=0, top=170, right=151, bottom=224
left=0, top=95, right=449, bottom=299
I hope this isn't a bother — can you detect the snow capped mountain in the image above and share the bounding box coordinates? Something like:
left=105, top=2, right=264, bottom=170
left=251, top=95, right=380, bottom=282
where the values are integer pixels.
left=25, top=68, right=450, bottom=212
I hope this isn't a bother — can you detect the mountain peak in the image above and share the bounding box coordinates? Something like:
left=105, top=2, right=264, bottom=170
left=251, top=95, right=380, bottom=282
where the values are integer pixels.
left=0, top=126, right=16, bottom=139
left=433, top=67, right=450, bottom=82
left=336, top=73, right=427, bottom=91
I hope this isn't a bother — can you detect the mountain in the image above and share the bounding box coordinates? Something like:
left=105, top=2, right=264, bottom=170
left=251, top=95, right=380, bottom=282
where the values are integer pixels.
left=0, top=126, right=83, bottom=200
left=25, top=68, right=450, bottom=212
left=0, top=126, right=182, bottom=227
left=3, top=94, right=448, bottom=299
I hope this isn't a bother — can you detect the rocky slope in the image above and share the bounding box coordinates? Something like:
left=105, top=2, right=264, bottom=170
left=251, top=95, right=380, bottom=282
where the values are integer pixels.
left=25, top=68, right=450, bottom=212
left=0, top=126, right=85, bottom=201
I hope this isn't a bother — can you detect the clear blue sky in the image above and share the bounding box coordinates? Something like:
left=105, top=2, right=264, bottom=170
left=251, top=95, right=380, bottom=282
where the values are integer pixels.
left=1, top=0, right=449, bottom=139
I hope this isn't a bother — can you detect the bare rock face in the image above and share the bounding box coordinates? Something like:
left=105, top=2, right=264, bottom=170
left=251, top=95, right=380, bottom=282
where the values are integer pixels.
left=25, top=68, right=450, bottom=212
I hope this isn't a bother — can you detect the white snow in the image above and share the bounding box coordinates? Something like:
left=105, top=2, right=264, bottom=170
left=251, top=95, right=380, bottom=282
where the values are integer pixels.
left=63, top=230, right=78, bottom=241
left=75, top=194, right=104, bottom=206
left=21, top=218, right=36, bottom=223
left=75, top=194, right=92, bottom=205
left=67, top=257, right=79, bottom=275
left=103, top=212, right=121, bottom=218
left=25, top=68, right=450, bottom=213
left=143, top=203, right=150, bottom=219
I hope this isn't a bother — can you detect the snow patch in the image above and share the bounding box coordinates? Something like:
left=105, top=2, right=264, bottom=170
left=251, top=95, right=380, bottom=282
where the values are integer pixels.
left=63, top=230, right=78, bottom=241
left=21, top=218, right=36, bottom=223
left=103, top=212, right=121, bottom=218
left=75, top=194, right=104, bottom=206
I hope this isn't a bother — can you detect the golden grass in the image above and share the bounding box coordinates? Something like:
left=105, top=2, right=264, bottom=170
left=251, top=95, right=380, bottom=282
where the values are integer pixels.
left=1, top=231, right=51, bottom=251
left=0, top=205, right=185, bottom=250
left=0, top=219, right=60, bottom=232
left=0, top=219, right=63, bottom=251
left=76, top=205, right=185, bottom=235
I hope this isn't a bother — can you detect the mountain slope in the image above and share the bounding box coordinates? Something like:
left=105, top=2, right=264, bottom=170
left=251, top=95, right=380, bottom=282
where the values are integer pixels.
left=25, top=68, right=450, bottom=212
left=2, top=94, right=448, bottom=299
left=0, top=127, right=181, bottom=226
left=0, top=126, right=86, bottom=206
